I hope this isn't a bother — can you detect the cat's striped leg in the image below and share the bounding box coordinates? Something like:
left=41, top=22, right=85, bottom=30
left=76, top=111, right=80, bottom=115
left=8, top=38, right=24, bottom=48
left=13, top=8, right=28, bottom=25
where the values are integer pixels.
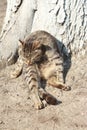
left=23, top=64, right=44, bottom=109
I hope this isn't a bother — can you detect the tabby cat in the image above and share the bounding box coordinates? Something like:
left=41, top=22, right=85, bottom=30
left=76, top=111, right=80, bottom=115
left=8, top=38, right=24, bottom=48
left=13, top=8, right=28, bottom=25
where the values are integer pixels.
left=10, top=30, right=70, bottom=109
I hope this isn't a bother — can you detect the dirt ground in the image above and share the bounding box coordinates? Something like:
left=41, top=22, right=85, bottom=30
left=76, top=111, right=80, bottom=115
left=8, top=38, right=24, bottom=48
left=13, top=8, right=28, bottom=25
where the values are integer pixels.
left=0, top=1, right=87, bottom=130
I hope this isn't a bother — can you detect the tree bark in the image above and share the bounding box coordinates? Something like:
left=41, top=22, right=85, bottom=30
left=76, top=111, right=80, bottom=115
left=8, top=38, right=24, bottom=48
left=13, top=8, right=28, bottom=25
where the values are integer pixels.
left=0, top=0, right=87, bottom=68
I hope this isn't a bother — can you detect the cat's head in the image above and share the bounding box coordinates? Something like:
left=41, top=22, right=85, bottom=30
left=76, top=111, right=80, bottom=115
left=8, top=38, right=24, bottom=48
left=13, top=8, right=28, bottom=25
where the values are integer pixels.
left=19, top=39, right=46, bottom=64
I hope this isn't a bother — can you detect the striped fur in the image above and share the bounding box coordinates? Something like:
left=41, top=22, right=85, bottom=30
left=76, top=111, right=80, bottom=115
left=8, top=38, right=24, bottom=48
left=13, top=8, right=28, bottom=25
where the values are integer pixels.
left=11, top=30, right=70, bottom=109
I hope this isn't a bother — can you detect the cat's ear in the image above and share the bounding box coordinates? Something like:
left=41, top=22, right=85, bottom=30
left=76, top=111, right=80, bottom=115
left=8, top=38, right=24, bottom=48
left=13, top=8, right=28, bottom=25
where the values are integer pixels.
left=19, top=39, right=25, bottom=46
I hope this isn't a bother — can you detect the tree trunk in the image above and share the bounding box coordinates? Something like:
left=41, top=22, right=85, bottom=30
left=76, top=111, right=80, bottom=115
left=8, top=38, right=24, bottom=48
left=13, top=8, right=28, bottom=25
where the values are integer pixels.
left=0, top=0, right=87, bottom=68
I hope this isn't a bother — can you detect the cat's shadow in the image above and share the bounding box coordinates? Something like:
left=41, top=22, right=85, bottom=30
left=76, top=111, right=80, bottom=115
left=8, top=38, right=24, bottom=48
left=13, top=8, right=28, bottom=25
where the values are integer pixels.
left=56, top=40, right=72, bottom=83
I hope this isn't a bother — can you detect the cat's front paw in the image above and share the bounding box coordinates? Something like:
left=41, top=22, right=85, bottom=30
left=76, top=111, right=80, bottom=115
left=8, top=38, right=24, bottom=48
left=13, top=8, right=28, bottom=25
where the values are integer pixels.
left=10, top=72, right=18, bottom=79
left=10, top=70, right=22, bottom=79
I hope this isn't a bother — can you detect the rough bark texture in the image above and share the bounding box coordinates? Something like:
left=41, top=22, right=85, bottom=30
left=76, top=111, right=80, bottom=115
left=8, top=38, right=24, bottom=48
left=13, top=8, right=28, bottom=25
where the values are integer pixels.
left=0, top=0, right=37, bottom=66
left=0, top=0, right=87, bottom=67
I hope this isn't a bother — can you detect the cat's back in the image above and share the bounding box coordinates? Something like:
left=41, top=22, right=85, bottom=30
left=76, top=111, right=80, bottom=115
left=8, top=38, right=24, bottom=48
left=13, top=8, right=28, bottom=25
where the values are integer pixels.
left=24, top=30, right=58, bottom=49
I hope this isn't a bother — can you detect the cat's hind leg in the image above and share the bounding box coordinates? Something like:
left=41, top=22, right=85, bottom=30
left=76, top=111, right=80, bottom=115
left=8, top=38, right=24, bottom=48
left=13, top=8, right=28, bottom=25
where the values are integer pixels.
left=47, top=76, right=70, bottom=91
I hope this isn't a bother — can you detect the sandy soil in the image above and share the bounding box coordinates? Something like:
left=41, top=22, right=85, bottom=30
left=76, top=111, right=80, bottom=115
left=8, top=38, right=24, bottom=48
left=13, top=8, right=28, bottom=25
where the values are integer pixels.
left=0, top=1, right=87, bottom=130
left=0, top=55, right=87, bottom=130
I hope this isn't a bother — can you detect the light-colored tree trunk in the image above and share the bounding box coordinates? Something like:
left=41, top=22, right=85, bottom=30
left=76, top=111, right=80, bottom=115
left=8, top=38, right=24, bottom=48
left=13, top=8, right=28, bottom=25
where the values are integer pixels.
left=0, top=0, right=87, bottom=68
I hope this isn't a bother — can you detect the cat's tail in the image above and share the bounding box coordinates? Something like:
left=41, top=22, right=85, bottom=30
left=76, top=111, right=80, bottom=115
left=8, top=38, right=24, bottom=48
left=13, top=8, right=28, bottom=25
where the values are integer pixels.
left=38, top=88, right=60, bottom=105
